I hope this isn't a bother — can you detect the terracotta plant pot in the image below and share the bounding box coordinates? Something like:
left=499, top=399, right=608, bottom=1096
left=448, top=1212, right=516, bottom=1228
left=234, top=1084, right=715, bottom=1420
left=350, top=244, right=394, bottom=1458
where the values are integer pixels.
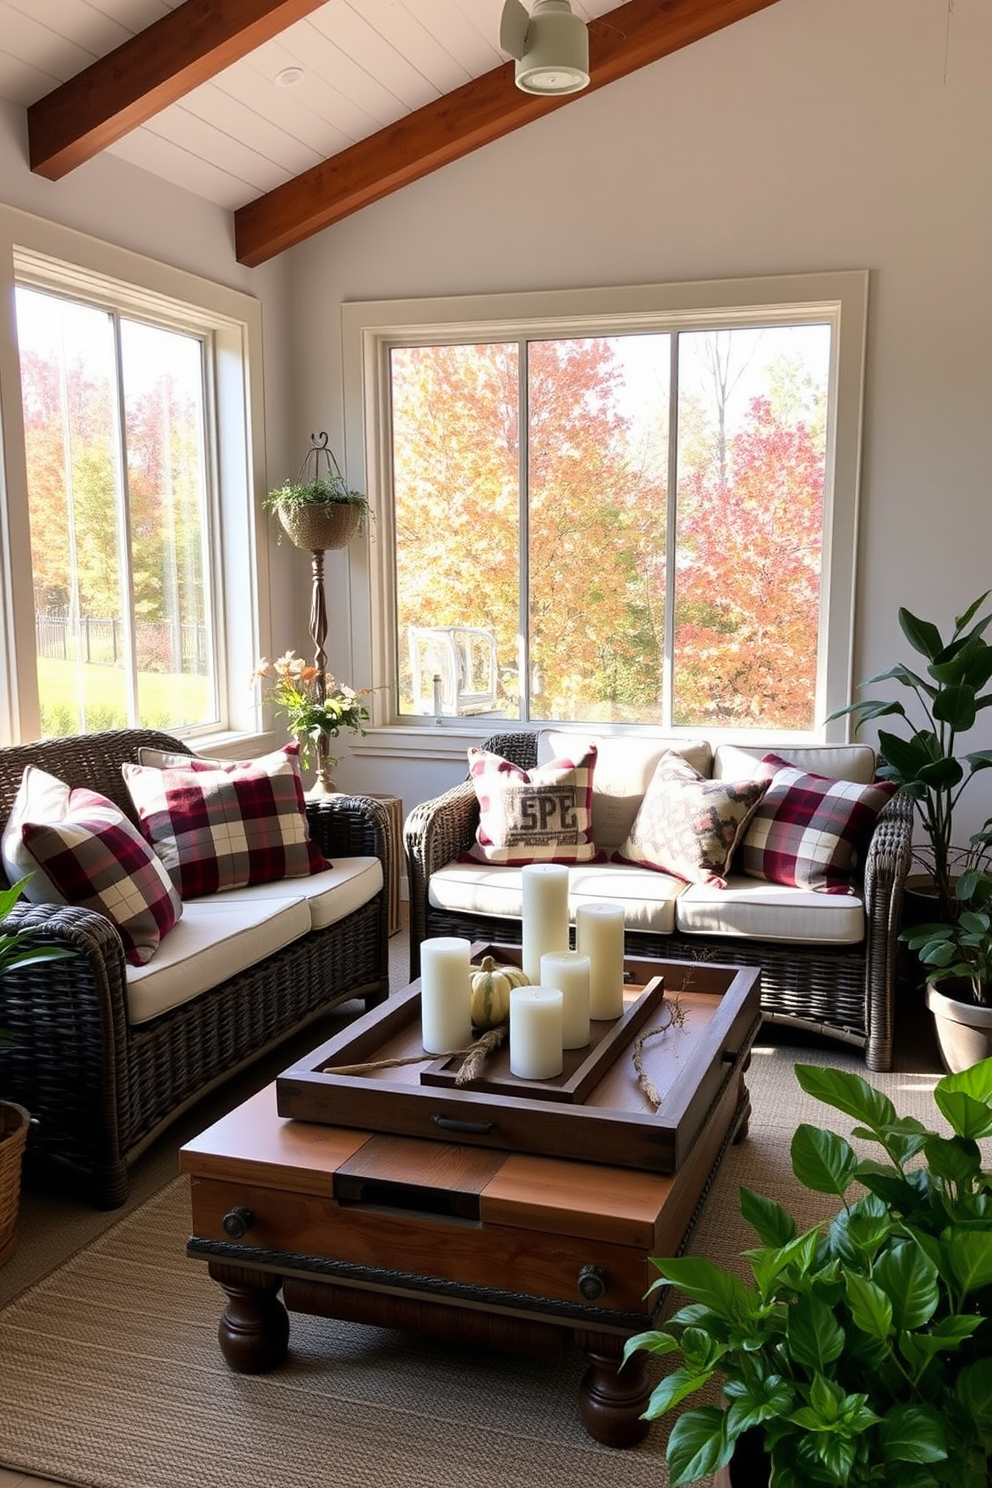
left=277, top=500, right=361, bottom=551
left=926, top=982, right=992, bottom=1073
left=0, top=1100, right=30, bottom=1266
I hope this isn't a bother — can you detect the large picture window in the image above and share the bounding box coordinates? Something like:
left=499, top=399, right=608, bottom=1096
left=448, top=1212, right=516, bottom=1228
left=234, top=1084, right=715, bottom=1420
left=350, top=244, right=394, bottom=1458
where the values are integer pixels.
left=0, top=209, right=269, bottom=750
left=15, top=287, right=216, bottom=737
left=345, top=272, right=867, bottom=746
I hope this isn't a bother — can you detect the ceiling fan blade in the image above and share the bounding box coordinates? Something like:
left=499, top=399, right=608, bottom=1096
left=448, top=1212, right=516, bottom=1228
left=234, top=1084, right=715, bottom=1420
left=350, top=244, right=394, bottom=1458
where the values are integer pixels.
left=499, top=0, right=531, bottom=61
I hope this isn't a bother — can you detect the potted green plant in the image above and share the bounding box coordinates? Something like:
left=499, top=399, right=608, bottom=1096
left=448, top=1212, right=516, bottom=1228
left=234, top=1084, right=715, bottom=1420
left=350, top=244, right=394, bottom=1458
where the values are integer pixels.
left=829, top=593, right=992, bottom=1059
left=624, top=1059, right=992, bottom=1487
left=829, top=592, right=992, bottom=925
left=901, top=865, right=992, bottom=1070
left=263, top=432, right=372, bottom=552
left=0, top=875, right=77, bottom=1264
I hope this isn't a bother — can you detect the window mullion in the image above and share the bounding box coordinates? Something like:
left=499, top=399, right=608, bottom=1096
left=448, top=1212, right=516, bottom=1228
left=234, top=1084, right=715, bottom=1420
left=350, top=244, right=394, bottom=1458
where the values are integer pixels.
left=110, top=313, right=139, bottom=726
left=519, top=339, right=530, bottom=723
left=662, top=332, right=680, bottom=730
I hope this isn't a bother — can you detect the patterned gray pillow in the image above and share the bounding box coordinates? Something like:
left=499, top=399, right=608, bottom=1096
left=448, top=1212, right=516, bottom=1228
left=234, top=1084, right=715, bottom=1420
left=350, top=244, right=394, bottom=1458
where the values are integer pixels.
left=614, top=751, right=769, bottom=886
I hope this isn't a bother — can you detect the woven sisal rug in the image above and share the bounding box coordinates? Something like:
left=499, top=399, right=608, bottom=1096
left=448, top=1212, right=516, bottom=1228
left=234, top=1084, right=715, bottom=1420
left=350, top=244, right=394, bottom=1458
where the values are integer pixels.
left=0, top=1048, right=945, bottom=1488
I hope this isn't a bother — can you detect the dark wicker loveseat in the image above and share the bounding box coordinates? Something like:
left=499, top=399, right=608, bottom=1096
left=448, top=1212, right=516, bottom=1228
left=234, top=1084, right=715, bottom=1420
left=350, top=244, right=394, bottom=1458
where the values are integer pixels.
left=0, top=729, right=390, bottom=1207
left=405, top=731, right=915, bottom=1072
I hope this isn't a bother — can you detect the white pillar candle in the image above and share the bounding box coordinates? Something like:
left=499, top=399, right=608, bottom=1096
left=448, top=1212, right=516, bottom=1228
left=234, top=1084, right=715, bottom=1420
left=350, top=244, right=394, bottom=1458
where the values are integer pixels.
left=420, top=936, right=473, bottom=1054
left=521, top=862, right=570, bottom=984
left=540, top=950, right=591, bottom=1050
left=575, top=903, right=626, bottom=1019
left=509, top=985, right=564, bottom=1079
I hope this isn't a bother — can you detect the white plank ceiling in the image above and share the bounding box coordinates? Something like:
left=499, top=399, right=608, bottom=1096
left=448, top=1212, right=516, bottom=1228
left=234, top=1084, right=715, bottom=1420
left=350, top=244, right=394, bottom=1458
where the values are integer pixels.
left=0, top=0, right=619, bottom=209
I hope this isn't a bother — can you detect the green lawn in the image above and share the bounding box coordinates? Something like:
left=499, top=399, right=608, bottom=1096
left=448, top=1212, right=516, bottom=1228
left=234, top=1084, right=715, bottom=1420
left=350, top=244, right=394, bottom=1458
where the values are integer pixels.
left=38, top=658, right=213, bottom=735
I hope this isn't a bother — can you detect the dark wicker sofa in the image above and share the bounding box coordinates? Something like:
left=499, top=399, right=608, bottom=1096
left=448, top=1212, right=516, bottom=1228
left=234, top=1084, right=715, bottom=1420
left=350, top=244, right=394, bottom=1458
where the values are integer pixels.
left=405, top=731, right=914, bottom=1073
left=0, top=729, right=390, bottom=1207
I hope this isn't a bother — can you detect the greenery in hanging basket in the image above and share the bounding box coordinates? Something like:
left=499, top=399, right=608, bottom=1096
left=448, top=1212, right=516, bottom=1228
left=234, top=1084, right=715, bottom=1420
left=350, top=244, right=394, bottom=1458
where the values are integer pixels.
left=263, top=477, right=373, bottom=535
left=624, top=1060, right=992, bottom=1488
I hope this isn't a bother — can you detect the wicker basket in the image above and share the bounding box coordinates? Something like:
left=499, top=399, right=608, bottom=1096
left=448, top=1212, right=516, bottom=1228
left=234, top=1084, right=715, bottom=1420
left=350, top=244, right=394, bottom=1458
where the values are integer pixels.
left=0, top=1101, right=30, bottom=1266
left=278, top=501, right=361, bottom=551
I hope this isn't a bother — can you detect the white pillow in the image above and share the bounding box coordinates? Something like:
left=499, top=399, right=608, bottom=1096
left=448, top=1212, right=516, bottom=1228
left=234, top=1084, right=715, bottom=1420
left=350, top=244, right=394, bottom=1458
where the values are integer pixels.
left=2, top=766, right=71, bottom=902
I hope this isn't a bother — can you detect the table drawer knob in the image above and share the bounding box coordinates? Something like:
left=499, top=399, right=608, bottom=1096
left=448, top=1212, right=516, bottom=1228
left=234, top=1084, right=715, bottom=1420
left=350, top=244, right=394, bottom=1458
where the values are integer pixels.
left=222, top=1205, right=254, bottom=1239
left=578, top=1264, right=607, bottom=1300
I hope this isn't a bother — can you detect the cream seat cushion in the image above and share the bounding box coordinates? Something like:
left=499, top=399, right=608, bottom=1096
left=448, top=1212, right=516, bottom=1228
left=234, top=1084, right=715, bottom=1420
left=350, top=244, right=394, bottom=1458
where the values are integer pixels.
left=428, top=859, right=686, bottom=935
left=204, top=856, right=383, bottom=930
left=675, top=875, right=865, bottom=944
left=125, top=896, right=311, bottom=1024
left=538, top=731, right=712, bottom=850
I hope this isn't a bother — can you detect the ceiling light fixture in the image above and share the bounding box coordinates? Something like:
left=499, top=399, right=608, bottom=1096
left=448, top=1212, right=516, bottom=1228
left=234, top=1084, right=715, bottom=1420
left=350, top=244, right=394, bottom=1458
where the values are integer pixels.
left=275, top=66, right=305, bottom=88
left=499, top=0, right=590, bottom=96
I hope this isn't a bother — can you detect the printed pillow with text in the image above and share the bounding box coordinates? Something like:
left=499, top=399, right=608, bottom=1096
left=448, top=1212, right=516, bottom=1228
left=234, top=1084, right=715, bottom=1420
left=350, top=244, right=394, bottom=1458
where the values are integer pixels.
left=461, top=745, right=601, bottom=866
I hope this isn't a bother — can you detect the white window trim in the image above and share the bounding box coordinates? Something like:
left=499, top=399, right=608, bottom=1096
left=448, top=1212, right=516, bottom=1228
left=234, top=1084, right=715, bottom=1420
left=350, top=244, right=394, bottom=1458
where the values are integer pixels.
left=342, top=270, right=868, bottom=758
left=0, top=203, right=270, bottom=747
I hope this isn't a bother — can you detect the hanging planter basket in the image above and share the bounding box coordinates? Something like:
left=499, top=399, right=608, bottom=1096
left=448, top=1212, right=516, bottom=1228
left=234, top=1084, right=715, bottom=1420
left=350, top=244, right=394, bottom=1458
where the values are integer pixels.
left=265, top=432, right=371, bottom=553
left=0, top=1100, right=30, bottom=1266
left=278, top=500, right=361, bottom=552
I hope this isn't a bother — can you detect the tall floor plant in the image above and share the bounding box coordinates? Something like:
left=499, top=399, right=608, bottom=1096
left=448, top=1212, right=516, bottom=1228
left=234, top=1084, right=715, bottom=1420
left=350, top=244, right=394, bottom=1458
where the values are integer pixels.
left=830, top=592, right=992, bottom=923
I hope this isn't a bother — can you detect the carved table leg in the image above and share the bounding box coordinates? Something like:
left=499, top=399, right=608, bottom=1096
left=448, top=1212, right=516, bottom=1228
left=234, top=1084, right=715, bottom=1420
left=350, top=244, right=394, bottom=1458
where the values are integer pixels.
left=208, top=1262, right=289, bottom=1374
left=733, top=1051, right=753, bottom=1143
left=574, top=1329, right=651, bottom=1448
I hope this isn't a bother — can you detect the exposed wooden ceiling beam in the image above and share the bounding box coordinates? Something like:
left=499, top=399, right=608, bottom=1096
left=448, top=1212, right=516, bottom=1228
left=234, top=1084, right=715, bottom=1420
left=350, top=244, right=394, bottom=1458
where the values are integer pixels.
left=234, top=0, right=782, bottom=267
left=28, top=0, right=329, bottom=180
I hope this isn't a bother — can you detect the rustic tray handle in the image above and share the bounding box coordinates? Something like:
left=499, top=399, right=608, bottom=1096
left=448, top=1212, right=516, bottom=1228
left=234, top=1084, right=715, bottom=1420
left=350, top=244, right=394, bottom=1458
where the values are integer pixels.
left=431, top=1114, right=496, bottom=1135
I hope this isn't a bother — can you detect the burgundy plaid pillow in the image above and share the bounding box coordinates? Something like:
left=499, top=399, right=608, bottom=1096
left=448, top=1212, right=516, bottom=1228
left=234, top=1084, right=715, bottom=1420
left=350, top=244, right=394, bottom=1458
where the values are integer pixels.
left=19, top=787, right=181, bottom=965
left=461, top=745, right=602, bottom=865
left=740, top=753, right=898, bottom=894
left=122, top=744, right=329, bottom=898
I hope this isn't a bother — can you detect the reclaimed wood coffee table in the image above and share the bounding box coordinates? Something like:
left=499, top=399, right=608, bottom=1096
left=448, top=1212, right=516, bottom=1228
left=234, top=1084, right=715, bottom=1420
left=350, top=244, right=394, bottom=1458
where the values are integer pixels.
left=180, top=949, right=761, bottom=1448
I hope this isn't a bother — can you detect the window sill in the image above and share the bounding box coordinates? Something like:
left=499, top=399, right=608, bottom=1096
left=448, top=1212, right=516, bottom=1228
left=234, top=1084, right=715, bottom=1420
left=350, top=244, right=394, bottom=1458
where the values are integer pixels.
left=351, top=724, right=511, bottom=764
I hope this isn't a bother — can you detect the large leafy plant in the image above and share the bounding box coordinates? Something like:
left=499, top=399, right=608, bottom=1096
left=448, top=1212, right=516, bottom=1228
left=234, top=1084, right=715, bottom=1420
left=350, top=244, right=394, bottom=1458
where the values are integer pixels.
left=901, top=868, right=992, bottom=1006
left=625, top=1060, right=992, bottom=1488
left=829, top=593, right=992, bottom=924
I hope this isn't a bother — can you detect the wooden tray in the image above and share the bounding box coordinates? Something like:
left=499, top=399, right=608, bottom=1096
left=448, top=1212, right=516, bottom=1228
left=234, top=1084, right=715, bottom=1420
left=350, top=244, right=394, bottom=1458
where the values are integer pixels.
left=419, top=976, right=665, bottom=1104
left=276, top=944, right=762, bottom=1174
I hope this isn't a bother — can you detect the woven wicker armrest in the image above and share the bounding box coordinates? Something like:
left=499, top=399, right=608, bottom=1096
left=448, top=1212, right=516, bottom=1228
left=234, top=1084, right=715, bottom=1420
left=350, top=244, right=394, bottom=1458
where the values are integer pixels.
left=305, top=793, right=389, bottom=864
left=404, top=780, right=479, bottom=979
left=0, top=900, right=130, bottom=1188
left=863, top=790, right=915, bottom=910
left=861, top=790, right=915, bottom=1073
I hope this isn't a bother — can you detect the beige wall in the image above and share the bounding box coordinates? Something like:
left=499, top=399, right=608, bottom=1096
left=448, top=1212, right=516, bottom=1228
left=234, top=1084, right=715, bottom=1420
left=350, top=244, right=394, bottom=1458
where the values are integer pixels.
left=0, top=0, right=990, bottom=836
left=0, top=94, right=301, bottom=657
left=282, top=0, right=992, bottom=831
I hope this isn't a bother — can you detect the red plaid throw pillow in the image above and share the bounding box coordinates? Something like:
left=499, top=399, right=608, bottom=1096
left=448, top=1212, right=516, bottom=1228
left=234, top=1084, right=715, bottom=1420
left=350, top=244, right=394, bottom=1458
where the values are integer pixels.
left=461, top=745, right=602, bottom=866
left=740, top=753, right=898, bottom=894
left=19, top=787, right=181, bottom=965
left=122, top=744, right=329, bottom=898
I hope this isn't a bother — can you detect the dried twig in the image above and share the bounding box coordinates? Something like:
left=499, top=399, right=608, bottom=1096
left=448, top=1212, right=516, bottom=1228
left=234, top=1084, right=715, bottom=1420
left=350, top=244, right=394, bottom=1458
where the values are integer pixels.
left=320, top=1024, right=508, bottom=1080
left=632, top=997, right=686, bottom=1107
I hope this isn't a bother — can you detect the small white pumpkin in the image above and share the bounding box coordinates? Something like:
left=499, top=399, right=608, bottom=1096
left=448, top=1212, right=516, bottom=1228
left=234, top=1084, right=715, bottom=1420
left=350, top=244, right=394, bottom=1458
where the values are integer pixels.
left=469, top=955, right=523, bottom=1029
